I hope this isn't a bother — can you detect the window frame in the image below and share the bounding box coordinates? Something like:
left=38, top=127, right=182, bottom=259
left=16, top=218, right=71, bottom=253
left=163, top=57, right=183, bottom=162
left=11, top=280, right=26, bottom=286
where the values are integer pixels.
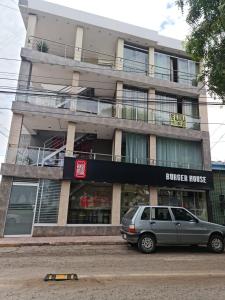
left=150, top=207, right=172, bottom=222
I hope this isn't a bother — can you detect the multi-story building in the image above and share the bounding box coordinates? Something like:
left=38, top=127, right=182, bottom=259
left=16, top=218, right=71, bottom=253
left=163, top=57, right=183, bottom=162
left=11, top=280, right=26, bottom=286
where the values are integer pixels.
left=0, top=0, right=213, bottom=237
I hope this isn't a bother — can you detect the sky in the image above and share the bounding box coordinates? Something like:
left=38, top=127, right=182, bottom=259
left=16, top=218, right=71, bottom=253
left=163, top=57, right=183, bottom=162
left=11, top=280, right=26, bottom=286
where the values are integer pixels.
left=0, top=0, right=224, bottom=168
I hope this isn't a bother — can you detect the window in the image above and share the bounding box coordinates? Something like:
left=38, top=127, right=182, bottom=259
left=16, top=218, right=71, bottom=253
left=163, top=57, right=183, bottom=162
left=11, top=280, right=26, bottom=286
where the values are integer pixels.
left=158, top=190, right=207, bottom=220
left=122, top=86, right=148, bottom=122
left=141, top=208, right=150, bottom=220
left=156, top=137, right=202, bottom=170
left=68, top=183, right=112, bottom=224
left=154, top=51, right=198, bottom=86
left=151, top=207, right=172, bottom=221
left=124, top=44, right=148, bottom=74
left=172, top=208, right=195, bottom=221
left=121, top=184, right=149, bottom=218
left=124, top=207, right=139, bottom=220
left=124, top=132, right=148, bottom=165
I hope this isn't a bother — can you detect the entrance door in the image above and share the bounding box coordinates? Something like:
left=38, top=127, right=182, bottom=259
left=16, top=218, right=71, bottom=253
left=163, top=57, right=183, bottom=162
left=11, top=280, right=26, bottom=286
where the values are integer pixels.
left=4, top=182, right=38, bottom=236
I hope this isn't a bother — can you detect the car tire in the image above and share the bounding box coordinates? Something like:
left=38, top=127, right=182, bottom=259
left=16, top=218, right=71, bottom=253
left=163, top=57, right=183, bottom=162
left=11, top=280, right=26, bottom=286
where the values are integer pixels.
left=207, top=234, right=224, bottom=253
left=138, top=234, right=156, bottom=254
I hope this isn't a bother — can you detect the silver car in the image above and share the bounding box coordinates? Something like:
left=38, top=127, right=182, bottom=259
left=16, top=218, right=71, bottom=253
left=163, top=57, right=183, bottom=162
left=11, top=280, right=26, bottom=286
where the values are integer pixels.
left=121, top=206, right=225, bottom=254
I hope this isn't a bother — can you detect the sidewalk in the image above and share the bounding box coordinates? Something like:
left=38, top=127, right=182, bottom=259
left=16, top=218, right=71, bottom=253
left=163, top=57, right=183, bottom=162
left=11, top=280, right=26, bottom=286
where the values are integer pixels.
left=0, top=236, right=125, bottom=247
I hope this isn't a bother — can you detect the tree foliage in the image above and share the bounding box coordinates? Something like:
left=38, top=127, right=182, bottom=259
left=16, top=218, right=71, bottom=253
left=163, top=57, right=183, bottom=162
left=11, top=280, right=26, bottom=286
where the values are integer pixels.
left=176, top=0, right=225, bottom=100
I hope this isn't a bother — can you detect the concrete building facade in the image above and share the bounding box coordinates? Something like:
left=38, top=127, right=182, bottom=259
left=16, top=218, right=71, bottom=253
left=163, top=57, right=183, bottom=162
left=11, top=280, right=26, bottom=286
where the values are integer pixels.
left=0, top=0, right=213, bottom=237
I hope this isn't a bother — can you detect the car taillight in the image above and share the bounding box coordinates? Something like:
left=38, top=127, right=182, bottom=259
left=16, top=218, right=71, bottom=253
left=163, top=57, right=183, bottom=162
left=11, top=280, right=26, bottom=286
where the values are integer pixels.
left=128, top=224, right=136, bottom=233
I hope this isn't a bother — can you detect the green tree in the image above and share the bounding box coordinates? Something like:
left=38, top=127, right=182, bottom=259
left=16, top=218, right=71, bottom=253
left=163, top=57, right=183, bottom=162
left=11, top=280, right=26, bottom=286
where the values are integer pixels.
left=176, top=0, right=225, bottom=100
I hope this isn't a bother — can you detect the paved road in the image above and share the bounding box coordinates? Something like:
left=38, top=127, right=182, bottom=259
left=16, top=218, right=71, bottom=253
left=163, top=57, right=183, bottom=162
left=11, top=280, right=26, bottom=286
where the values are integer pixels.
left=1, top=244, right=225, bottom=299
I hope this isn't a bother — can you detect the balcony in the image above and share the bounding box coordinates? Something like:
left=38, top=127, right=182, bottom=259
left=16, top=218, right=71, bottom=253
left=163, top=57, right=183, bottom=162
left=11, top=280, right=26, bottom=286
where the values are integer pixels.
left=16, top=94, right=200, bottom=131
left=6, top=147, right=203, bottom=171
left=27, top=36, right=198, bottom=88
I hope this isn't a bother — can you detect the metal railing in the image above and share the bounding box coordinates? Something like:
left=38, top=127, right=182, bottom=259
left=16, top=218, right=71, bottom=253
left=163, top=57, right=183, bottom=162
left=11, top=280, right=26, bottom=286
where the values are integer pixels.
left=6, top=147, right=203, bottom=170
left=6, top=146, right=65, bottom=167
left=16, top=93, right=200, bottom=130
left=27, top=36, right=199, bottom=86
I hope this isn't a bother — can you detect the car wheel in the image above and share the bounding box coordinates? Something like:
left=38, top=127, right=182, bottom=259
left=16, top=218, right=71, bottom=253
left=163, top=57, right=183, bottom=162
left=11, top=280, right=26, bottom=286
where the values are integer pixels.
left=138, top=234, right=156, bottom=254
left=207, top=234, right=224, bottom=253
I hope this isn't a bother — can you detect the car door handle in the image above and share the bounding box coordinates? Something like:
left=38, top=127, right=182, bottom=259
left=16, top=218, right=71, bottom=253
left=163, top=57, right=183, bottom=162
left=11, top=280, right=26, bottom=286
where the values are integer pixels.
left=176, top=222, right=181, bottom=226
left=150, top=221, right=156, bottom=225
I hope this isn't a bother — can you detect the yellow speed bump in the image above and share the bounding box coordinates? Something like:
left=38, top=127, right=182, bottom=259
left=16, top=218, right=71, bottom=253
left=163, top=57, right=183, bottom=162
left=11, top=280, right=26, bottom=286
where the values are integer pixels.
left=44, top=274, right=78, bottom=281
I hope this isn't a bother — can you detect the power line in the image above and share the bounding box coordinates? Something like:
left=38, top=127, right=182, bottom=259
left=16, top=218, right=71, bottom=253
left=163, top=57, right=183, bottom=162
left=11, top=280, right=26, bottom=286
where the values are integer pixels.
left=0, top=56, right=208, bottom=90
left=0, top=89, right=221, bottom=108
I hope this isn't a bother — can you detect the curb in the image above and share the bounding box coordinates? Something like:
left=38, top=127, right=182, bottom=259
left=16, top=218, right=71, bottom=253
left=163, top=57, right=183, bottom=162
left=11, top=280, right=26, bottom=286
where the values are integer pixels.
left=0, top=240, right=126, bottom=248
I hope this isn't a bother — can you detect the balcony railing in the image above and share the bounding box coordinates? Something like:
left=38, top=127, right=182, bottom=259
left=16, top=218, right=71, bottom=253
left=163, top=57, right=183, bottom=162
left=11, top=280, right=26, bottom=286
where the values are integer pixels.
left=5, top=147, right=203, bottom=170
left=27, top=36, right=198, bottom=86
left=16, top=94, right=200, bottom=131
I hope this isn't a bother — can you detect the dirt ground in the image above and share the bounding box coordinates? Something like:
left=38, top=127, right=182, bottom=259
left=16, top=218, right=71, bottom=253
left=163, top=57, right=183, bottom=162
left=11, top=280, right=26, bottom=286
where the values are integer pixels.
left=1, top=244, right=225, bottom=299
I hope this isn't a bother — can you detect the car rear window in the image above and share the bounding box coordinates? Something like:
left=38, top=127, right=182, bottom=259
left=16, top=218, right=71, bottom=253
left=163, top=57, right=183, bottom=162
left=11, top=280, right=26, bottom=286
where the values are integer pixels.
left=124, top=207, right=139, bottom=219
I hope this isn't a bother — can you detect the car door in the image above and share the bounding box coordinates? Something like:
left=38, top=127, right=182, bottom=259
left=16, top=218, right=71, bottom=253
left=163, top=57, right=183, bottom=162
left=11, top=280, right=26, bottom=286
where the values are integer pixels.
left=171, top=208, right=209, bottom=244
left=150, top=207, right=178, bottom=244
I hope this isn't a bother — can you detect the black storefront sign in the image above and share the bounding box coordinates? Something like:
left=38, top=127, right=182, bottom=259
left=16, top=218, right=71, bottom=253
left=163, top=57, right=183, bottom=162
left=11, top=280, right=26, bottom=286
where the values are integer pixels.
left=63, top=157, right=213, bottom=190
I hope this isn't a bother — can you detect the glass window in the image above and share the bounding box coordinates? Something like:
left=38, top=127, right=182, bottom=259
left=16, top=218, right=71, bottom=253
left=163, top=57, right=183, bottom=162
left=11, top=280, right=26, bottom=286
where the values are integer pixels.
left=121, top=184, right=149, bottom=219
left=156, top=137, right=202, bottom=169
left=124, top=44, right=148, bottom=74
left=158, top=189, right=207, bottom=221
left=172, top=208, right=195, bottom=221
left=141, top=207, right=150, bottom=220
left=122, top=86, right=148, bottom=122
left=151, top=207, right=171, bottom=221
left=124, top=207, right=139, bottom=220
left=124, top=132, right=148, bottom=165
left=68, top=183, right=112, bottom=224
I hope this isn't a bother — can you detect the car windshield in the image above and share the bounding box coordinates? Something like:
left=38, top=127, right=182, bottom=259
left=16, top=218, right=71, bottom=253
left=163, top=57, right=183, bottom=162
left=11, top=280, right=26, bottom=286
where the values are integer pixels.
left=123, top=207, right=139, bottom=219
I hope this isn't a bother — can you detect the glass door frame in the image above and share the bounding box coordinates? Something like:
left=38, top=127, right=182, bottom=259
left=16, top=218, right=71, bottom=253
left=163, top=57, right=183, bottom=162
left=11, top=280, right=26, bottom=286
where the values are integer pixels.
left=4, top=181, right=39, bottom=237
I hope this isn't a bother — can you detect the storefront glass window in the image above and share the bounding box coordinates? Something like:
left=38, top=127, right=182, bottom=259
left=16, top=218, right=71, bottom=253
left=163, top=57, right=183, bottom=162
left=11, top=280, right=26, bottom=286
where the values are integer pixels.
left=67, top=183, right=112, bottom=224
left=158, top=189, right=207, bottom=220
left=121, top=184, right=149, bottom=219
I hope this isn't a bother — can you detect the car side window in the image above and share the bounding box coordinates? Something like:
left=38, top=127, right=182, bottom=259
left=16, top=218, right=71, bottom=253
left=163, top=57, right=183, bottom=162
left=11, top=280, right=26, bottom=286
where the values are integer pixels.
left=172, top=208, right=194, bottom=222
left=141, top=208, right=150, bottom=220
left=151, top=208, right=172, bottom=221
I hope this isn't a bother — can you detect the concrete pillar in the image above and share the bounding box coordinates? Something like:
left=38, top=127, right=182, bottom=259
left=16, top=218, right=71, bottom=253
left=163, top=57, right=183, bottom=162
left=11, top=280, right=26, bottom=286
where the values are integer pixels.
left=57, top=122, right=76, bottom=225
left=70, top=72, right=80, bottom=111
left=202, top=133, right=212, bottom=171
left=149, top=187, right=158, bottom=206
left=113, top=129, right=122, bottom=162
left=149, top=135, right=156, bottom=165
left=57, top=181, right=71, bottom=226
left=0, top=177, right=13, bottom=237
left=66, top=122, right=76, bottom=157
left=17, top=61, right=32, bottom=90
left=115, top=81, right=123, bottom=118
left=115, top=38, right=124, bottom=70
left=74, top=26, right=84, bottom=62
left=25, top=14, right=37, bottom=48
left=111, top=184, right=121, bottom=225
left=111, top=129, right=122, bottom=225
left=148, top=88, right=155, bottom=124
left=6, top=114, right=23, bottom=164
left=148, top=47, right=154, bottom=77
left=199, top=93, right=209, bottom=132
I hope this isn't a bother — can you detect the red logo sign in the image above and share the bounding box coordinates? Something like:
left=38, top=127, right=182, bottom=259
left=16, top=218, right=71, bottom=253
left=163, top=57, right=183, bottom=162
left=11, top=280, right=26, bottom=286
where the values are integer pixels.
left=74, top=160, right=87, bottom=179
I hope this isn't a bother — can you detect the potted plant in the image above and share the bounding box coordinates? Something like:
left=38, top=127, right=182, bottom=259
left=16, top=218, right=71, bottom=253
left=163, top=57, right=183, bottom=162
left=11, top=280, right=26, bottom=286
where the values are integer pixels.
left=36, top=41, right=49, bottom=53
